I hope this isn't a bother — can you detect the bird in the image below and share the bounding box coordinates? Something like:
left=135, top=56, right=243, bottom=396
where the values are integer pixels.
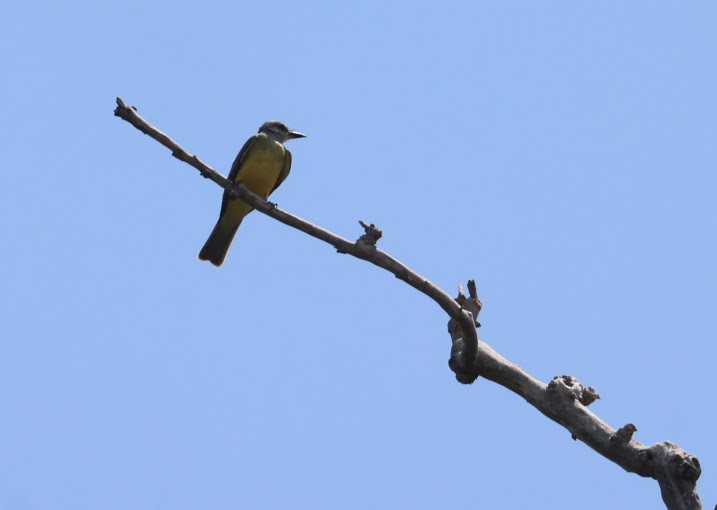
left=198, top=121, right=305, bottom=266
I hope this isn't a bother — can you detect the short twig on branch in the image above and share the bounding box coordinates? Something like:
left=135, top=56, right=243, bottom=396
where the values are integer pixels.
left=114, top=97, right=702, bottom=509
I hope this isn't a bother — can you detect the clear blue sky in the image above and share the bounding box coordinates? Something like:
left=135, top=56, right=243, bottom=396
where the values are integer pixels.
left=2, top=2, right=715, bottom=508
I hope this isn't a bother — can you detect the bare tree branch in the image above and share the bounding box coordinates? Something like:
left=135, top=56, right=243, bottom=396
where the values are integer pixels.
left=113, top=97, right=702, bottom=509
left=113, top=97, right=479, bottom=377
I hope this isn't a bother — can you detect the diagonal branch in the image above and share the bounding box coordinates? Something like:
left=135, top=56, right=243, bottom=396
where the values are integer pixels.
left=114, top=97, right=702, bottom=509
left=476, top=344, right=702, bottom=509
left=113, top=97, right=479, bottom=377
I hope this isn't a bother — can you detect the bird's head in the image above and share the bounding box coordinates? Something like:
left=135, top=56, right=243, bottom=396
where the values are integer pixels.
left=259, top=121, right=306, bottom=143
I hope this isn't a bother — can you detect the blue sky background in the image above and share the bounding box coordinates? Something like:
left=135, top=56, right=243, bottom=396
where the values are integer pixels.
left=1, top=2, right=715, bottom=508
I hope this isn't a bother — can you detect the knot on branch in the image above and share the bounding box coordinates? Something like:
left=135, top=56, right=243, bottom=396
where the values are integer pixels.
left=640, top=442, right=702, bottom=509
left=356, top=220, right=382, bottom=246
left=547, top=375, right=600, bottom=406
left=658, top=442, right=701, bottom=483
left=448, top=280, right=482, bottom=384
left=190, top=155, right=212, bottom=178
left=610, top=423, right=637, bottom=444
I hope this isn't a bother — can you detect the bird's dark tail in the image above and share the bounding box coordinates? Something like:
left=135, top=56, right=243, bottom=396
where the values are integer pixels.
left=198, top=219, right=241, bottom=267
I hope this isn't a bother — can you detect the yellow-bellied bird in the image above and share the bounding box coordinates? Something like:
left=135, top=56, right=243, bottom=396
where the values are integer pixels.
left=198, top=121, right=305, bottom=266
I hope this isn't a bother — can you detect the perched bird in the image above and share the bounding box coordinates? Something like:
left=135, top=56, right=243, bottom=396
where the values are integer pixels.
left=198, top=121, right=305, bottom=266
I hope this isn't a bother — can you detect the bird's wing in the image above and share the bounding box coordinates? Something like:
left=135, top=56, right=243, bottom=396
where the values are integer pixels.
left=227, top=135, right=259, bottom=183
left=270, top=148, right=292, bottom=195
left=219, top=135, right=258, bottom=217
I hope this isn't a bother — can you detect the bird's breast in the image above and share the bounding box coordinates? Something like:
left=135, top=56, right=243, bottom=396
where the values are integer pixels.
left=238, top=139, right=286, bottom=199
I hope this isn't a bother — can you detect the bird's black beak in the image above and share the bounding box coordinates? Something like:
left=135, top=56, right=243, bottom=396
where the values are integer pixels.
left=288, top=130, right=306, bottom=139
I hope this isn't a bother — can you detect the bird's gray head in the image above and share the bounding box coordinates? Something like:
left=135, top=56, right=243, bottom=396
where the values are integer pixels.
left=258, top=121, right=306, bottom=143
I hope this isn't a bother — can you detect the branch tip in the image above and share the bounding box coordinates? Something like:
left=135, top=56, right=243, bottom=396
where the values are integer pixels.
left=467, top=279, right=478, bottom=299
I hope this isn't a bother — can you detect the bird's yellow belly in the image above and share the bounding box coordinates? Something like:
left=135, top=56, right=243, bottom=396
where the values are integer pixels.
left=238, top=145, right=285, bottom=199
left=221, top=140, right=285, bottom=226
